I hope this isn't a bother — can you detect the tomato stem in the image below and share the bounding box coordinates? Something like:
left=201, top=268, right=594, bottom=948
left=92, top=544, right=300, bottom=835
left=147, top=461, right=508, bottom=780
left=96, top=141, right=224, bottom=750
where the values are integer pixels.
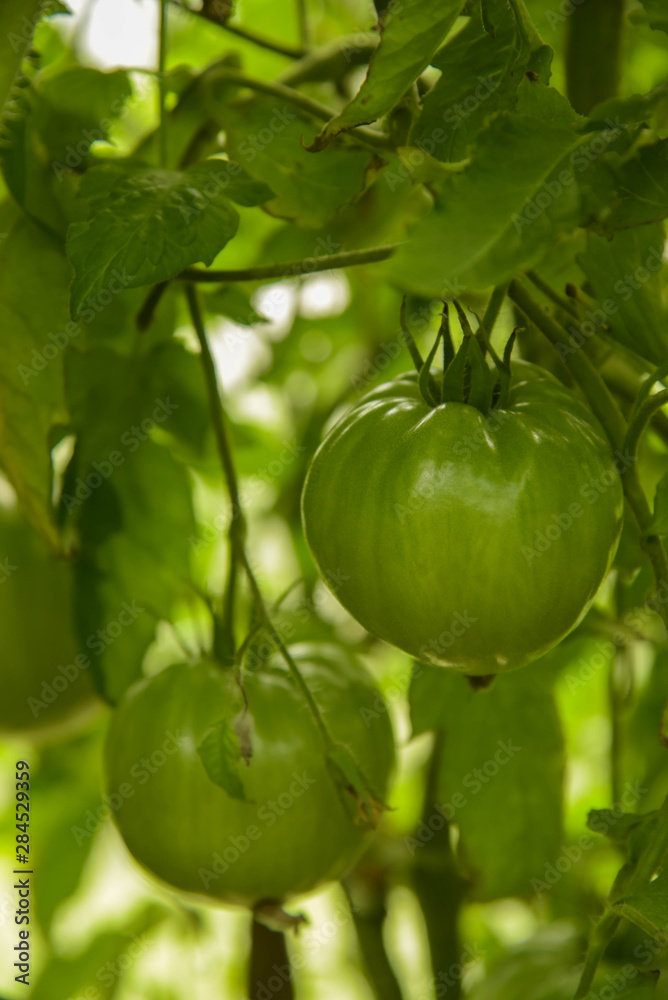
left=185, top=284, right=339, bottom=751
left=480, top=282, right=509, bottom=340
left=249, top=919, right=294, bottom=1000
left=574, top=790, right=668, bottom=996
left=157, top=0, right=168, bottom=169
left=180, top=243, right=400, bottom=284
left=525, top=271, right=578, bottom=320
left=181, top=2, right=308, bottom=60
left=185, top=283, right=243, bottom=662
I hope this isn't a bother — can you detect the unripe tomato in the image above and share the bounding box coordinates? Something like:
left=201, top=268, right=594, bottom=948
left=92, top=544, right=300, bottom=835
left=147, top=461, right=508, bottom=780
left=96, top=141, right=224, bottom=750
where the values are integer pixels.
left=0, top=509, right=97, bottom=734
left=105, top=644, right=394, bottom=907
left=302, top=362, right=623, bottom=675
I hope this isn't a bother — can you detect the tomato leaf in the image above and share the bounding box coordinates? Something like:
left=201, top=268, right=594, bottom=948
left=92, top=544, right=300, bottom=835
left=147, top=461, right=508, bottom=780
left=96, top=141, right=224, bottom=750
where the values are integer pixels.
left=412, top=0, right=552, bottom=163
left=593, top=139, right=668, bottom=233
left=639, top=0, right=668, bottom=33
left=65, top=346, right=197, bottom=702
left=0, top=0, right=44, bottom=129
left=66, top=160, right=244, bottom=317
left=198, top=716, right=249, bottom=802
left=0, top=216, right=70, bottom=551
left=613, top=871, right=668, bottom=939
left=223, top=99, right=375, bottom=228
left=387, top=83, right=585, bottom=294
left=307, top=0, right=462, bottom=151
left=410, top=663, right=565, bottom=901
left=576, top=225, right=668, bottom=365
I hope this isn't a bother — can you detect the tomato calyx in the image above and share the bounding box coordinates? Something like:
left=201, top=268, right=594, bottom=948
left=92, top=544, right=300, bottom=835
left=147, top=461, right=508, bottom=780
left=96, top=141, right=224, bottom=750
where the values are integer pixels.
left=400, top=297, right=518, bottom=415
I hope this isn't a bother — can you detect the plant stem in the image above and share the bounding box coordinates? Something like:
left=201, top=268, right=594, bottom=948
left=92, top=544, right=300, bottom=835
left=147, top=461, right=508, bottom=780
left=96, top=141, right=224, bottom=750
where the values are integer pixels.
left=573, top=910, right=620, bottom=998
left=296, top=0, right=310, bottom=49
left=574, top=790, right=668, bottom=997
left=526, top=271, right=579, bottom=320
left=179, top=244, right=400, bottom=283
left=249, top=919, right=294, bottom=1000
left=624, top=390, right=668, bottom=462
left=481, top=283, right=508, bottom=340
left=183, top=1, right=307, bottom=59
left=217, top=69, right=391, bottom=148
left=507, top=280, right=626, bottom=447
left=185, top=283, right=242, bottom=660
left=158, top=0, right=168, bottom=168
left=184, top=285, right=337, bottom=744
left=565, top=0, right=625, bottom=115
left=508, top=279, right=668, bottom=624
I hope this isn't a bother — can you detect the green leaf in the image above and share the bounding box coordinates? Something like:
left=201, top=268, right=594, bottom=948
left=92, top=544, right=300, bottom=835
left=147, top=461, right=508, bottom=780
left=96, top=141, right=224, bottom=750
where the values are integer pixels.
left=596, top=140, right=668, bottom=233
left=410, top=663, right=565, bottom=901
left=223, top=99, right=375, bottom=228
left=64, top=347, right=197, bottom=702
left=387, top=90, right=584, bottom=294
left=0, top=0, right=44, bottom=128
left=34, top=67, right=132, bottom=166
left=586, top=809, right=653, bottom=846
left=411, top=0, right=553, bottom=163
left=2, top=67, right=132, bottom=236
left=613, top=871, right=668, bottom=939
left=0, top=217, right=70, bottom=550
left=204, top=284, right=269, bottom=326
left=640, top=0, right=668, bottom=33
left=577, top=225, right=668, bottom=365
left=648, top=473, right=668, bottom=536
left=198, top=716, right=249, bottom=801
left=586, top=82, right=668, bottom=131
left=66, top=160, right=242, bottom=317
left=307, top=0, right=462, bottom=151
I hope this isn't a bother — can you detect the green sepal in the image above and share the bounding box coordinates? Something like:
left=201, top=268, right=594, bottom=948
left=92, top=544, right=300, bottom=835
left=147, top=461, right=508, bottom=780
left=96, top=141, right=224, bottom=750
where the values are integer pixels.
left=467, top=335, right=496, bottom=413
left=494, top=330, right=517, bottom=410
left=441, top=335, right=470, bottom=404
left=418, top=328, right=443, bottom=406
left=440, top=302, right=455, bottom=370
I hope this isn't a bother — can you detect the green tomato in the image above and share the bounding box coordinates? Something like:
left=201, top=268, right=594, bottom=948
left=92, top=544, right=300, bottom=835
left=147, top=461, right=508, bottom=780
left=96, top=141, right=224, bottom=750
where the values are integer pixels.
left=105, top=644, right=394, bottom=908
left=302, top=362, right=623, bottom=675
left=0, top=510, right=97, bottom=734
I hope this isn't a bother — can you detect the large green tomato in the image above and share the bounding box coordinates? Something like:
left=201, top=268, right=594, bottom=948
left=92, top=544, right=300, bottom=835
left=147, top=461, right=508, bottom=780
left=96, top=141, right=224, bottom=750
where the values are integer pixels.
left=105, top=644, right=394, bottom=908
left=302, top=362, right=623, bottom=675
left=0, top=510, right=97, bottom=733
